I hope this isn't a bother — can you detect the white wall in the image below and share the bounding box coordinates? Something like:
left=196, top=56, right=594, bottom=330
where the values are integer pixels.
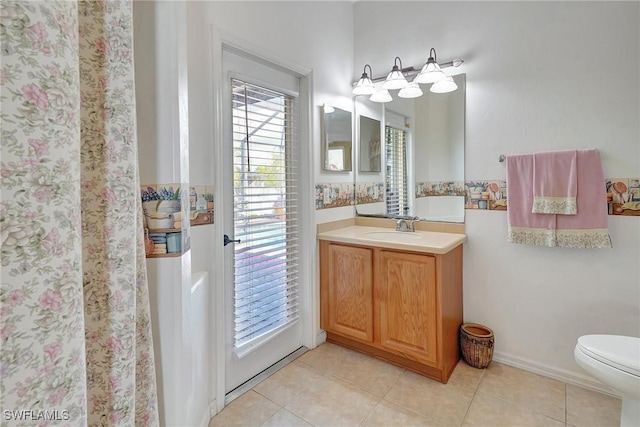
left=202, top=1, right=356, bottom=225
left=355, top=1, right=640, bottom=386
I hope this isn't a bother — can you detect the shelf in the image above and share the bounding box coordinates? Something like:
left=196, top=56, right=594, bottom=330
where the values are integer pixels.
left=148, top=228, right=182, bottom=233
left=146, top=252, right=183, bottom=258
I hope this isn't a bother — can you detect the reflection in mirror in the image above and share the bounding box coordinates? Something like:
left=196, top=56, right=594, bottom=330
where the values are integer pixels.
left=359, top=116, right=381, bottom=172
left=322, top=106, right=352, bottom=171
left=354, top=98, right=385, bottom=214
left=354, top=74, right=466, bottom=223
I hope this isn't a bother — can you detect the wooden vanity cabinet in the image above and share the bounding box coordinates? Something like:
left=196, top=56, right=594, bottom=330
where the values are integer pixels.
left=319, top=240, right=463, bottom=384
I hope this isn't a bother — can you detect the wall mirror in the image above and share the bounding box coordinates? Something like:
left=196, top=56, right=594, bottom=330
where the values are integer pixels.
left=322, top=105, right=353, bottom=171
left=354, top=73, right=466, bottom=223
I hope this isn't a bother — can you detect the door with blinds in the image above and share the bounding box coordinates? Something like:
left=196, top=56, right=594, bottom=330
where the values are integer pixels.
left=222, top=50, right=302, bottom=393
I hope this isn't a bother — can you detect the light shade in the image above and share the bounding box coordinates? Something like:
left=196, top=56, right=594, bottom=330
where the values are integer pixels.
left=414, top=48, right=445, bottom=84
left=430, top=76, right=458, bottom=93
left=352, top=64, right=376, bottom=95
left=370, top=89, right=393, bottom=103
left=382, top=57, right=408, bottom=90
left=398, top=82, right=423, bottom=99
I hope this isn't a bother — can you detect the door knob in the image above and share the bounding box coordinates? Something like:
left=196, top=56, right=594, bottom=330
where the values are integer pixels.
left=224, top=234, right=240, bottom=246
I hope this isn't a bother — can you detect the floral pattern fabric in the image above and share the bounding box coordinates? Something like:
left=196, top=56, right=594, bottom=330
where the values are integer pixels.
left=1, top=1, right=158, bottom=425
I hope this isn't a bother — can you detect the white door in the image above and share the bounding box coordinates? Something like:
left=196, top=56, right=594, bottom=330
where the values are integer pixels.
left=221, top=49, right=303, bottom=394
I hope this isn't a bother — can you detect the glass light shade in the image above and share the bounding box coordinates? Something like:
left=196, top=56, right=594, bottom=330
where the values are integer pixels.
left=415, top=61, right=445, bottom=84
left=382, top=69, right=408, bottom=90
left=398, top=82, right=423, bottom=99
left=430, top=76, right=458, bottom=93
left=370, top=89, right=393, bottom=103
left=352, top=74, right=376, bottom=95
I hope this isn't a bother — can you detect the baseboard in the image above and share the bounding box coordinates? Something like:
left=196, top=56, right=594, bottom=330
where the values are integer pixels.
left=198, top=407, right=210, bottom=427
left=208, top=398, right=217, bottom=420
left=316, top=330, right=327, bottom=346
left=492, top=351, right=620, bottom=398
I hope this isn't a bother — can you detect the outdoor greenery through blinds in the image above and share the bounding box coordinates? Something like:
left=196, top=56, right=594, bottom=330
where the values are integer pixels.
left=231, top=79, right=300, bottom=354
left=385, top=125, right=408, bottom=216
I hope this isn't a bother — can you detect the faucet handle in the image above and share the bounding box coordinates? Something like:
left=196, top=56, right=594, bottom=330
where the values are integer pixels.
left=409, top=218, right=420, bottom=231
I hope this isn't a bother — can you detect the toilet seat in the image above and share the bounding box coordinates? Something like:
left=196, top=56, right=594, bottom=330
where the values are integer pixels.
left=577, top=335, right=640, bottom=377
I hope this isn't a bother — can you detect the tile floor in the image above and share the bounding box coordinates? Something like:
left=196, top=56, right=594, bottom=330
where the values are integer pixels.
left=209, top=342, right=621, bottom=427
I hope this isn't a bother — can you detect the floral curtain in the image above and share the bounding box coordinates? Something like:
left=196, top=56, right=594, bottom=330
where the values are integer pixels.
left=1, top=1, right=158, bottom=425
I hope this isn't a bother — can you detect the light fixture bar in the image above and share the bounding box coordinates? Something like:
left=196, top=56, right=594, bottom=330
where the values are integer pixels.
left=368, top=58, right=464, bottom=84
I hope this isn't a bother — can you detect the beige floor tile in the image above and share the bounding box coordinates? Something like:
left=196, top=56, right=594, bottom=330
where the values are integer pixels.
left=361, top=400, right=434, bottom=426
left=326, top=348, right=405, bottom=397
left=260, top=408, right=313, bottom=427
left=566, top=384, right=621, bottom=427
left=285, top=374, right=380, bottom=426
left=478, top=362, right=566, bottom=422
left=209, top=390, right=280, bottom=427
left=446, top=360, right=486, bottom=391
left=463, top=389, right=565, bottom=427
left=297, top=342, right=352, bottom=373
left=384, top=370, right=475, bottom=427
left=253, top=360, right=324, bottom=406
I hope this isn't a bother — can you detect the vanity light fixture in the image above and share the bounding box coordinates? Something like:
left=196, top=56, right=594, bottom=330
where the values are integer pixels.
left=352, top=64, right=376, bottom=95
left=415, top=48, right=445, bottom=84
left=382, top=57, right=408, bottom=90
left=398, top=82, right=423, bottom=99
left=353, top=49, right=464, bottom=102
left=430, top=75, right=458, bottom=93
left=370, top=89, right=393, bottom=103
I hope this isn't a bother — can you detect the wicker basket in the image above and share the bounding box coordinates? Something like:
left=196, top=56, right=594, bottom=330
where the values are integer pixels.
left=460, top=323, right=494, bottom=369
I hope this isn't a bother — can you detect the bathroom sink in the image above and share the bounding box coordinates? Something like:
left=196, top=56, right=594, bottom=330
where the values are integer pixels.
left=363, top=231, right=422, bottom=242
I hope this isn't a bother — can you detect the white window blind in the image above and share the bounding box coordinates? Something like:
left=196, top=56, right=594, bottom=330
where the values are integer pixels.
left=231, top=79, right=300, bottom=354
left=385, top=125, right=408, bottom=216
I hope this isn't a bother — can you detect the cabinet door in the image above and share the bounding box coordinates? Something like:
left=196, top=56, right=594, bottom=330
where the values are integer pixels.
left=378, top=250, right=438, bottom=365
left=324, top=243, right=374, bottom=342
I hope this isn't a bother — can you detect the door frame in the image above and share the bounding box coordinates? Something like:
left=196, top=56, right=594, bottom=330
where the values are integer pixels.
left=210, top=26, right=317, bottom=414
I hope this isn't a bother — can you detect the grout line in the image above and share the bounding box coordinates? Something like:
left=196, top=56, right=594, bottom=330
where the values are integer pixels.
left=564, top=382, right=568, bottom=426
left=225, top=347, right=308, bottom=406
left=460, top=367, right=486, bottom=426
left=380, top=368, right=405, bottom=402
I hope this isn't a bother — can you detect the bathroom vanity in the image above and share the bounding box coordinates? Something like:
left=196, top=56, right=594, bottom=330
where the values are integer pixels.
left=318, top=225, right=466, bottom=383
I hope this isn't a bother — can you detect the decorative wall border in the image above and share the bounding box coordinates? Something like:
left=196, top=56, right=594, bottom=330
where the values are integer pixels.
left=416, top=181, right=466, bottom=198
left=315, top=178, right=639, bottom=215
left=356, top=182, right=384, bottom=204
left=315, top=183, right=355, bottom=210
left=464, top=178, right=640, bottom=216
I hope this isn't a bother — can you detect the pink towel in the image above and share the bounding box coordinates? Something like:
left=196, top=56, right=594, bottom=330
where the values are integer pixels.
left=507, top=154, right=556, bottom=246
left=506, top=149, right=612, bottom=248
left=532, top=150, right=577, bottom=215
left=556, top=149, right=611, bottom=248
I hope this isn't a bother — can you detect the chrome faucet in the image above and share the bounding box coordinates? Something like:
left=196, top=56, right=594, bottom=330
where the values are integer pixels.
left=396, top=218, right=419, bottom=232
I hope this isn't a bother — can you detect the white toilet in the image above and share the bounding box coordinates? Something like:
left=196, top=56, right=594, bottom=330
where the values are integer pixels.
left=574, top=335, right=640, bottom=427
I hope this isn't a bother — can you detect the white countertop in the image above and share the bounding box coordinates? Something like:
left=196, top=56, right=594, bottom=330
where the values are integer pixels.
left=317, top=226, right=467, bottom=255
